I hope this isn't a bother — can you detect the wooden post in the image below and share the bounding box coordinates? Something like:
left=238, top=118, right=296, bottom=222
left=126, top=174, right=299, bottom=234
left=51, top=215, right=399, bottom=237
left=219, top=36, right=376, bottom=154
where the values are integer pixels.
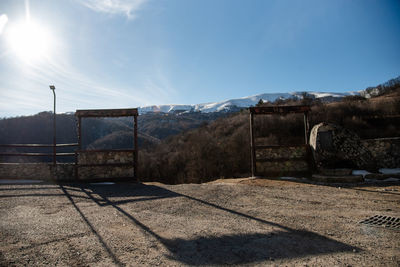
left=75, top=116, right=82, bottom=180
left=77, top=117, right=82, bottom=150
left=133, top=114, right=138, bottom=181
left=303, top=111, right=309, bottom=145
left=249, top=112, right=256, bottom=177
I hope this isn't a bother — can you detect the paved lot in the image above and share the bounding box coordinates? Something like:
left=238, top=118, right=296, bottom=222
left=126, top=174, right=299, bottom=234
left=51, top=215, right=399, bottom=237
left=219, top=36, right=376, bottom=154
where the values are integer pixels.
left=0, top=179, right=399, bottom=266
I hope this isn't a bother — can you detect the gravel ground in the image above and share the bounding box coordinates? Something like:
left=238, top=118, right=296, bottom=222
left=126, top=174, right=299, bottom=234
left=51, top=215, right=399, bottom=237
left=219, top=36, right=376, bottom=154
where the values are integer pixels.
left=0, top=178, right=399, bottom=266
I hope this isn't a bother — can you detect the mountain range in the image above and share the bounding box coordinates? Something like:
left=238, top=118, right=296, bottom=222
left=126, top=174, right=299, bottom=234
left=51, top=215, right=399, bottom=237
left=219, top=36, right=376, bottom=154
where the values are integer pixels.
left=138, top=75, right=400, bottom=114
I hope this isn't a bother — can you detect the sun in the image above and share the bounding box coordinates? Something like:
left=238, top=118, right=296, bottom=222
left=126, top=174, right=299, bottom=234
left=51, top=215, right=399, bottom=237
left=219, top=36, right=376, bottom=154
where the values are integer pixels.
left=6, top=20, right=53, bottom=63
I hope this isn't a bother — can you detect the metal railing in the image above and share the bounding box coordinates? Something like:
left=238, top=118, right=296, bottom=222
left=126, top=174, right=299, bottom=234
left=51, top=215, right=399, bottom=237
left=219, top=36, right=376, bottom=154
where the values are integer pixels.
left=0, top=143, right=78, bottom=164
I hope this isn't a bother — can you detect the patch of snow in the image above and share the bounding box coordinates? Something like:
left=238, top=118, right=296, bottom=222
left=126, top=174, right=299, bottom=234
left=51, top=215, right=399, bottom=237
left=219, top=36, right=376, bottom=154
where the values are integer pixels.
left=139, top=105, right=193, bottom=114
left=352, top=170, right=371, bottom=177
left=0, top=179, right=43, bottom=184
left=379, top=168, right=400, bottom=174
left=308, top=91, right=353, bottom=98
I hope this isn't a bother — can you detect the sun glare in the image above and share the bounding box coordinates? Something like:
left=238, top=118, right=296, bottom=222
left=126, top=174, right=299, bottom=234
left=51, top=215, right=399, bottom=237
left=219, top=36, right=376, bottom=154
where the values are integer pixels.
left=6, top=20, right=53, bottom=63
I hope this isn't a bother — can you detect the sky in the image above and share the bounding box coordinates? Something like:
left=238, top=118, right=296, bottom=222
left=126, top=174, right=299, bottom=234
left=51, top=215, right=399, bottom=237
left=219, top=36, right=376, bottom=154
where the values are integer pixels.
left=0, top=0, right=399, bottom=117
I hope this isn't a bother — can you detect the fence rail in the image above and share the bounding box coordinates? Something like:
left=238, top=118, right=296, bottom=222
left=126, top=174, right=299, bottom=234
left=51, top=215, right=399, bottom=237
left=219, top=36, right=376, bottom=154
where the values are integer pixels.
left=0, top=143, right=78, bottom=148
left=0, top=143, right=78, bottom=164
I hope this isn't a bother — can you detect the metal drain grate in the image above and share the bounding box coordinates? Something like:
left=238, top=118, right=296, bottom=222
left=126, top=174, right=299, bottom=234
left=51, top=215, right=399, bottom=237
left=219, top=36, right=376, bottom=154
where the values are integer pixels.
left=359, top=215, right=400, bottom=230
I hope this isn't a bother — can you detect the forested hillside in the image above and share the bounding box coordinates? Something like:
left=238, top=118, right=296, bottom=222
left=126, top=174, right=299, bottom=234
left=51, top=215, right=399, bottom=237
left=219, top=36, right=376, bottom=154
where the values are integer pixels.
left=0, top=111, right=230, bottom=162
left=140, top=86, right=400, bottom=184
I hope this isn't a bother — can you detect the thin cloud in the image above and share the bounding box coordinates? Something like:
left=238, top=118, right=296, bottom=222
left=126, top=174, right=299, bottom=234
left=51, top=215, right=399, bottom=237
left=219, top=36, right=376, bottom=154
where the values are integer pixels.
left=21, top=56, right=150, bottom=107
left=0, top=48, right=153, bottom=117
left=0, top=14, right=8, bottom=34
left=79, top=0, right=148, bottom=19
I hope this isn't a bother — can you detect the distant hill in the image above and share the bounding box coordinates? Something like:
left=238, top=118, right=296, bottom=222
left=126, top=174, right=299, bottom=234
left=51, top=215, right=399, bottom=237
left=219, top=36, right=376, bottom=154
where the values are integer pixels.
left=359, top=76, right=400, bottom=98
left=138, top=75, right=400, bottom=114
left=138, top=91, right=356, bottom=114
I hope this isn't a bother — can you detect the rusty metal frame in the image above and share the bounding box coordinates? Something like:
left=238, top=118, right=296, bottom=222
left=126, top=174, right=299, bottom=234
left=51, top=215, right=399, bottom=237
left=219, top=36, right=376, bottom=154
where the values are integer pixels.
left=249, top=105, right=312, bottom=177
left=75, top=108, right=138, bottom=181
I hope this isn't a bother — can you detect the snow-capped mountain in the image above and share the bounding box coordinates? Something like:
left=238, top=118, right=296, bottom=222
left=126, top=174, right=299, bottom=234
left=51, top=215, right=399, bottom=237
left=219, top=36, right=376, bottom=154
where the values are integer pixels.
left=138, top=75, right=400, bottom=114
left=138, top=91, right=356, bottom=114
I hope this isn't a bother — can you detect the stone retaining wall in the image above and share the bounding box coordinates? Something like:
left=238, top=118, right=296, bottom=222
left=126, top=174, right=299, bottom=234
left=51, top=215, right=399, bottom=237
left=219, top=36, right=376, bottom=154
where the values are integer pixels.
left=256, top=161, right=309, bottom=176
left=255, top=146, right=311, bottom=176
left=0, top=151, right=135, bottom=181
left=361, top=137, right=400, bottom=168
left=77, top=150, right=134, bottom=179
left=77, top=166, right=134, bottom=180
left=310, top=123, right=399, bottom=170
left=1, top=137, right=398, bottom=180
left=78, top=150, right=134, bottom=164
left=255, top=146, right=308, bottom=160
left=310, top=123, right=375, bottom=170
left=0, top=163, right=74, bottom=181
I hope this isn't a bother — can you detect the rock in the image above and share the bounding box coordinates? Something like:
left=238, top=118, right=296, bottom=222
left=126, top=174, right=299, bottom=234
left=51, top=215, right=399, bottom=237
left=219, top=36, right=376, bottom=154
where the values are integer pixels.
left=309, top=123, right=376, bottom=170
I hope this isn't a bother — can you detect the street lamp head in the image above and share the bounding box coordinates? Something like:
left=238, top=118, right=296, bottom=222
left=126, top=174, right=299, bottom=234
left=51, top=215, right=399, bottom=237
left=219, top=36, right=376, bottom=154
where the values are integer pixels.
left=49, top=85, right=55, bottom=90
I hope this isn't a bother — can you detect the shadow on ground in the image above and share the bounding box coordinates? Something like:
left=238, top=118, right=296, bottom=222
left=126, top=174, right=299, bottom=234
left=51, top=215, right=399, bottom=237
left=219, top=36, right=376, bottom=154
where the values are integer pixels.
left=61, top=182, right=357, bottom=265
left=0, top=181, right=358, bottom=265
left=163, top=230, right=355, bottom=265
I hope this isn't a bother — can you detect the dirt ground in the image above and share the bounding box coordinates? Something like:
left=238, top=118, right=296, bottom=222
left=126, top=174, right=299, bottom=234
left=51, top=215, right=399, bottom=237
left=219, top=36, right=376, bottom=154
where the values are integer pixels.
left=0, top=178, right=399, bottom=266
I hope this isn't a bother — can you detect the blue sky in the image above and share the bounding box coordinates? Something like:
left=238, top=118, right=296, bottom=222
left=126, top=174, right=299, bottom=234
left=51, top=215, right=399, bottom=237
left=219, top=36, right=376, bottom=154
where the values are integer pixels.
left=0, top=0, right=399, bottom=117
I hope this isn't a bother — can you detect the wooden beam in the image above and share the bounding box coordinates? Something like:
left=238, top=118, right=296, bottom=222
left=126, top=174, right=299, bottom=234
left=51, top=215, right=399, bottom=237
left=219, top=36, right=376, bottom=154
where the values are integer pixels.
left=255, top=144, right=308, bottom=149
left=76, top=149, right=135, bottom=153
left=249, top=105, right=311, bottom=115
left=249, top=112, right=256, bottom=177
left=134, top=114, right=138, bottom=181
left=0, top=143, right=78, bottom=148
left=75, top=108, right=138, bottom=118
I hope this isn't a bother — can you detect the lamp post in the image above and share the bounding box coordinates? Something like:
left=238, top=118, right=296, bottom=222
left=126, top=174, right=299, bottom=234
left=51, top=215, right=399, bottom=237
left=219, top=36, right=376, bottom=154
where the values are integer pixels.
left=49, top=85, right=56, bottom=165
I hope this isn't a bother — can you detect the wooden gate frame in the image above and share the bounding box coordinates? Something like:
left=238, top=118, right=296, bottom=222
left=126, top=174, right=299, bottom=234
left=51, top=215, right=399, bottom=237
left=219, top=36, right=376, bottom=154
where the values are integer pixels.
left=75, top=108, right=138, bottom=181
left=249, top=105, right=311, bottom=177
